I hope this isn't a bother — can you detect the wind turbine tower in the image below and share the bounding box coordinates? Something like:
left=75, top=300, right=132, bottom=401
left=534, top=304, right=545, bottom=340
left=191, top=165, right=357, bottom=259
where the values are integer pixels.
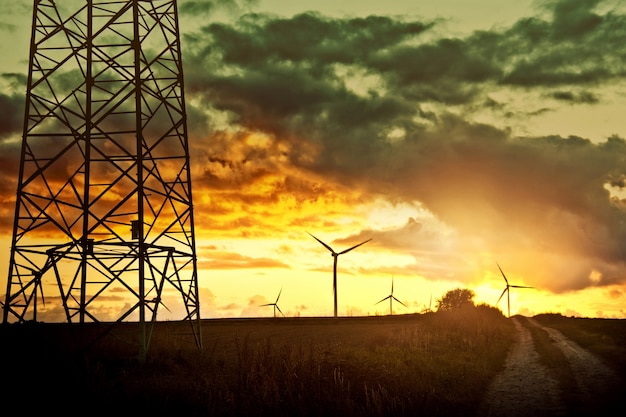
left=261, top=289, right=285, bottom=318
left=2, top=0, right=202, bottom=357
left=308, top=232, right=371, bottom=318
left=375, top=276, right=407, bottom=315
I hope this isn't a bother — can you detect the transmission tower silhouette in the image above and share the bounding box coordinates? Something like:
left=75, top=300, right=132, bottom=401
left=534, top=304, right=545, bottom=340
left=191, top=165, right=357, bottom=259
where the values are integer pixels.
left=2, top=0, right=202, bottom=357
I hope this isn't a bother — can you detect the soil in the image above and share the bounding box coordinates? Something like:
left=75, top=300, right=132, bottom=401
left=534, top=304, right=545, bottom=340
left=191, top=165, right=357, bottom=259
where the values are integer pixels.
left=478, top=317, right=624, bottom=417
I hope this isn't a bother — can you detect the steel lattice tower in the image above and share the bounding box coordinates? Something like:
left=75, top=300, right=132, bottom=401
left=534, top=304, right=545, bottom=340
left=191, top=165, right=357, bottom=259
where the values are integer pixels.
left=2, top=0, right=202, bottom=355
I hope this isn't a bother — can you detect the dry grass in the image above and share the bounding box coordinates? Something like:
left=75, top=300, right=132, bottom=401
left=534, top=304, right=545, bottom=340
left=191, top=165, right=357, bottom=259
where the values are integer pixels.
left=521, top=314, right=626, bottom=417
left=5, top=310, right=623, bottom=416
left=0, top=306, right=518, bottom=416
left=533, top=313, right=626, bottom=379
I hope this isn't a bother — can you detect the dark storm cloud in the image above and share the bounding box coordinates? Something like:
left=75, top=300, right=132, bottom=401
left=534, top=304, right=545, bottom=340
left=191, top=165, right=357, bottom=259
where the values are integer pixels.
left=0, top=2, right=30, bottom=22
left=367, top=38, right=499, bottom=102
left=195, top=12, right=432, bottom=67
left=0, top=74, right=25, bottom=225
left=548, top=90, right=599, bottom=103
left=0, top=22, right=15, bottom=31
left=0, top=93, right=23, bottom=138
left=0, top=73, right=26, bottom=138
left=194, top=6, right=614, bottom=125
left=547, top=0, right=605, bottom=39
left=497, top=1, right=626, bottom=86
left=181, top=0, right=626, bottom=292
left=179, top=0, right=258, bottom=17
left=379, top=123, right=626, bottom=258
left=183, top=12, right=434, bottom=142
left=179, top=0, right=218, bottom=16
left=183, top=0, right=626, bottom=153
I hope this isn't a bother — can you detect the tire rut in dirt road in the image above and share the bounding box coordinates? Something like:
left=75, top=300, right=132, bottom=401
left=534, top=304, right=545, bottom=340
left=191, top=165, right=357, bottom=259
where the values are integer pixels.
left=479, top=317, right=625, bottom=417
left=526, top=318, right=624, bottom=416
left=478, top=318, right=566, bottom=417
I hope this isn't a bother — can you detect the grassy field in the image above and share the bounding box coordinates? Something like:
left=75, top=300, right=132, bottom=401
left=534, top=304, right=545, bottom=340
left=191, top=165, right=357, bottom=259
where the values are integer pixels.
left=533, top=313, right=626, bottom=380
left=519, top=314, right=626, bottom=416
left=1, top=308, right=624, bottom=416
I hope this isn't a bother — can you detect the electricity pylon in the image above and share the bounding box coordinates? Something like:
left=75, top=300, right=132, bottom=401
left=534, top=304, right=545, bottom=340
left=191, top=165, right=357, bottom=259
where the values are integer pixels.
left=2, top=0, right=202, bottom=357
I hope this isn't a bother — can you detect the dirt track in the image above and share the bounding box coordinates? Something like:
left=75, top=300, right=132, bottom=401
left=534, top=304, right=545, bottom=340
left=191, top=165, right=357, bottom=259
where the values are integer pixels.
left=479, top=317, right=623, bottom=417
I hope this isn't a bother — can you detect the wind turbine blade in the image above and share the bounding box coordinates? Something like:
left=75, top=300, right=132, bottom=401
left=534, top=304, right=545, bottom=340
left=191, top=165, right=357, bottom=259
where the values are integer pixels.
left=260, top=303, right=273, bottom=307
left=391, top=276, right=394, bottom=294
left=375, top=295, right=391, bottom=305
left=496, top=262, right=509, bottom=285
left=276, top=305, right=285, bottom=317
left=276, top=288, right=282, bottom=302
left=338, top=238, right=372, bottom=255
left=510, top=285, right=534, bottom=289
left=393, top=296, right=408, bottom=308
left=307, top=232, right=335, bottom=254
left=151, top=296, right=171, bottom=313
left=496, top=287, right=508, bottom=305
left=160, top=300, right=172, bottom=313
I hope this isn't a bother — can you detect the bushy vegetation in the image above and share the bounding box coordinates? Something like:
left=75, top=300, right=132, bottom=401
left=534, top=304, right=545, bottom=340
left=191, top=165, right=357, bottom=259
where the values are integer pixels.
left=3, top=307, right=513, bottom=417
left=435, top=288, right=476, bottom=311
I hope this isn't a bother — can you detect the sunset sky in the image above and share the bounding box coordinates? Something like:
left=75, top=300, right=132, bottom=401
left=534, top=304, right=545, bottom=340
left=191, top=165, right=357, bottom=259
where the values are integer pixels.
left=2, top=0, right=626, bottom=320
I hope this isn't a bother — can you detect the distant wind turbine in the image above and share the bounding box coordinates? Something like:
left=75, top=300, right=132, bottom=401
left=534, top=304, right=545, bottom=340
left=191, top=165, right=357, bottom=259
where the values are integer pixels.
left=31, top=270, right=46, bottom=322
left=261, top=288, right=285, bottom=318
left=496, top=263, right=534, bottom=317
left=308, top=232, right=371, bottom=318
left=375, top=276, right=407, bottom=315
left=420, top=293, right=433, bottom=314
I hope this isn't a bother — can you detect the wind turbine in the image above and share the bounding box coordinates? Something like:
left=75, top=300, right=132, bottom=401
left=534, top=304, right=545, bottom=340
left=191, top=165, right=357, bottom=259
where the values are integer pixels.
left=420, top=293, right=433, bottom=313
left=375, top=276, right=407, bottom=315
left=261, top=288, right=285, bottom=318
left=496, top=263, right=534, bottom=317
left=308, top=232, right=371, bottom=318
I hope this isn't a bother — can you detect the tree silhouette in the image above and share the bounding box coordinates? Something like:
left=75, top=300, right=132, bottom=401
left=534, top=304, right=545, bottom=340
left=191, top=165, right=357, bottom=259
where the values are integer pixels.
left=436, top=288, right=476, bottom=311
